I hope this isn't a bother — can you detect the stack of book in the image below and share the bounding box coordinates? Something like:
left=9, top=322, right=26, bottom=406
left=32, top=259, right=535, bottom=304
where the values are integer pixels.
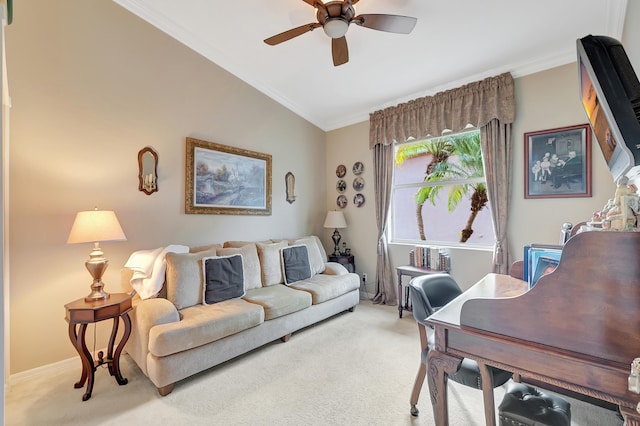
left=409, top=246, right=451, bottom=271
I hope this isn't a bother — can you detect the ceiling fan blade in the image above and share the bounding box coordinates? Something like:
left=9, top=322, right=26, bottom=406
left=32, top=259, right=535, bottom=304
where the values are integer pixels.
left=302, top=0, right=324, bottom=7
left=354, top=14, right=417, bottom=34
left=332, top=36, right=349, bottom=66
left=264, top=23, right=321, bottom=46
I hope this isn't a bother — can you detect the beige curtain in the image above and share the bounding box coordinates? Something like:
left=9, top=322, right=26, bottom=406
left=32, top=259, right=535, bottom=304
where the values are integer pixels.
left=371, top=143, right=395, bottom=305
left=369, top=73, right=515, bottom=302
left=480, top=119, right=513, bottom=274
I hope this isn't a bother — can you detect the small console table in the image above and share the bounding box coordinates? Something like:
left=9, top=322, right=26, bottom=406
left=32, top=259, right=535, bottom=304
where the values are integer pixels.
left=64, top=292, right=133, bottom=401
left=396, top=265, right=449, bottom=318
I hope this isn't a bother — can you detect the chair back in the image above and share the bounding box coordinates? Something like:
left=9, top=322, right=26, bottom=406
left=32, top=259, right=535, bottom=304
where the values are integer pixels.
left=409, top=274, right=462, bottom=325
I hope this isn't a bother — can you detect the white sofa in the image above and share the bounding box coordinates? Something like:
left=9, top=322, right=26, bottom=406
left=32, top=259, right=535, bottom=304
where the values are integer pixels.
left=123, top=236, right=360, bottom=395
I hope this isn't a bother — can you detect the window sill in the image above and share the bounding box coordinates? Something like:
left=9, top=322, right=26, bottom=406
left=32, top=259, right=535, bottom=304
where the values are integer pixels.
left=389, top=240, right=494, bottom=252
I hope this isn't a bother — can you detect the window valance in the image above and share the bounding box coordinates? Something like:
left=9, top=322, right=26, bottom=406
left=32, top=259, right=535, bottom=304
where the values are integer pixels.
left=369, top=72, right=515, bottom=148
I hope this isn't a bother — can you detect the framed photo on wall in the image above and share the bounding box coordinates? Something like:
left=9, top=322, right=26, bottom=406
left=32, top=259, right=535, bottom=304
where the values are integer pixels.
left=524, top=124, right=592, bottom=199
left=185, top=137, right=272, bottom=215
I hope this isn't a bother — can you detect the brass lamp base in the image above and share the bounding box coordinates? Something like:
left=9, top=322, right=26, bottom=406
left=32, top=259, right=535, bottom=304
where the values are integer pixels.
left=85, top=281, right=110, bottom=302
left=84, top=249, right=110, bottom=302
left=85, top=291, right=110, bottom=302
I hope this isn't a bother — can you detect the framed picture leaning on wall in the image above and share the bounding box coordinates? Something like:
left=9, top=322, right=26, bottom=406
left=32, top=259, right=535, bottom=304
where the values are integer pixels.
left=524, top=124, right=592, bottom=199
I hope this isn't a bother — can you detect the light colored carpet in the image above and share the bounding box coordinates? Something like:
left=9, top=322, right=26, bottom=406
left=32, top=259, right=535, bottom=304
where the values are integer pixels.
left=5, top=300, right=623, bottom=426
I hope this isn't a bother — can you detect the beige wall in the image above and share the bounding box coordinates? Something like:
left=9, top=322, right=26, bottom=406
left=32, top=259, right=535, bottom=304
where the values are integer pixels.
left=5, top=0, right=326, bottom=374
left=324, top=122, right=377, bottom=294
left=325, top=62, right=618, bottom=291
left=5, top=0, right=640, bottom=376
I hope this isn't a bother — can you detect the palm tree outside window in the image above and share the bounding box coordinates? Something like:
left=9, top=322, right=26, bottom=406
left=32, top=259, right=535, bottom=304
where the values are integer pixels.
left=392, top=129, right=495, bottom=247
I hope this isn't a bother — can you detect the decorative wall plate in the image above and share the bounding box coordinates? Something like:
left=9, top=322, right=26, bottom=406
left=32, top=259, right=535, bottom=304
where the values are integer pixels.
left=353, top=177, right=365, bottom=191
left=336, top=179, right=347, bottom=193
left=336, top=164, right=346, bottom=178
left=337, top=195, right=348, bottom=208
left=354, top=193, right=365, bottom=207
left=353, top=161, right=364, bottom=175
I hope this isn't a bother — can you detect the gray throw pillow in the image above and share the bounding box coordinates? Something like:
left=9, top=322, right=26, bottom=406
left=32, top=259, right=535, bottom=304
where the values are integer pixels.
left=202, top=254, right=245, bottom=305
left=217, top=244, right=262, bottom=290
left=281, top=245, right=312, bottom=285
left=293, top=236, right=326, bottom=275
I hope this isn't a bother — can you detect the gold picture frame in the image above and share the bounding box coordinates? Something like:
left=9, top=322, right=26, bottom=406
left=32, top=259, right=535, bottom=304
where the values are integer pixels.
left=185, top=137, right=272, bottom=215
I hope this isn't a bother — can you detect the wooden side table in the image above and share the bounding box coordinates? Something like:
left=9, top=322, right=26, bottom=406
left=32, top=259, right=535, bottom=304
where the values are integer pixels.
left=328, top=254, right=355, bottom=273
left=396, top=265, right=448, bottom=318
left=64, top=292, right=133, bottom=401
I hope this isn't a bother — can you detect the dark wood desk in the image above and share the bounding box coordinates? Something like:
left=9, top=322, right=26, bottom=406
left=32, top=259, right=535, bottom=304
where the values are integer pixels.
left=425, top=231, right=640, bottom=426
left=65, top=293, right=133, bottom=401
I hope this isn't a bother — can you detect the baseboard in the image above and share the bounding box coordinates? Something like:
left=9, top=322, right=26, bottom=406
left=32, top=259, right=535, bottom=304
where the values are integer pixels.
left=359, top=290, right=375, bottom=300
left=8, top=347, right=108, bottom=388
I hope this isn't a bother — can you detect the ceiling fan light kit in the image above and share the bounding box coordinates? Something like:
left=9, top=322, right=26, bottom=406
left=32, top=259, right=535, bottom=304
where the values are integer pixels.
left=323, top=18, right=349, bottom=39
left=264, top=0, right=417, bottom=66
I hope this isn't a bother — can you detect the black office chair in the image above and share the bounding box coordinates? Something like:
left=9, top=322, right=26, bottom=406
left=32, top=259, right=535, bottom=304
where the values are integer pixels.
left=408, top=273, right=513, bottom=416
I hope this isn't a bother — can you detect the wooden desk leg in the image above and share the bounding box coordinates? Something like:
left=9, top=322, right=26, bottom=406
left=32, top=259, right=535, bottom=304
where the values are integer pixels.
left=111, top=313, right=131, bottom=385
left=620, top=406, right=640, bottom=426
left=397, top=271, right=403, bottom=318
left=427, top=349, right=463, bottom=426
left=478, top=361, right=497, bottom=426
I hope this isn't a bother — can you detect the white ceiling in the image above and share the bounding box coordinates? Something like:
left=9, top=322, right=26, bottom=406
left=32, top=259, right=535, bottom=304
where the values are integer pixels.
left=113, top=0, right=628, bottom=131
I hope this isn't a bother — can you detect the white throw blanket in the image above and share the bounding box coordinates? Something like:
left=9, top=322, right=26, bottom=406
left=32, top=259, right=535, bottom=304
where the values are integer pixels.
left=125, top=244, right=189, bottom=299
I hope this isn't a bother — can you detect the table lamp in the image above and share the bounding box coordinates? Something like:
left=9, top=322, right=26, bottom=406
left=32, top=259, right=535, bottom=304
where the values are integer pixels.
left=323, top=211, right=347, bottom=256
left=67, top=209, right=127, bottom=302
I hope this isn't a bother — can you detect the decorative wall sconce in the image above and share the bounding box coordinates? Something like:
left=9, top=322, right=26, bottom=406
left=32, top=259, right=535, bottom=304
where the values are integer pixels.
left=285, top=172, right=296, bottom=204
left=138, top=146, right=158, bottom=195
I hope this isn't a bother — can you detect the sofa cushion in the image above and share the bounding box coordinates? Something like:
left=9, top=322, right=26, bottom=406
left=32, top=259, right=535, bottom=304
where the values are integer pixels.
left=281, top=245, right=312, bottom=285
left=256, top=240, right=288, bottom=286
left=223, top=240, right=272, bottom=248
left=293, top=236, right=326, bottom=275
left=148, top=298, right=264, bottom=357
left=217, top=244, right=262, bottom=290
left=289, top=272, right=360, bottom=304
left=165, top=248, right=218, bottom=309
left=202, top=254, right=245, bottom=305
left=242, top=284, right=312, bottom=320
left=189, top=243, right=222, bottom=253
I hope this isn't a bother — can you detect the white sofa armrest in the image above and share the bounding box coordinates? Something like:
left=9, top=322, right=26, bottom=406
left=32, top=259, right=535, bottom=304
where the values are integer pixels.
left=126, top=297, right=180, bottom=375
left=134, top=297, right=180, bottom=326
left=323, top=262, right=349, bottom=275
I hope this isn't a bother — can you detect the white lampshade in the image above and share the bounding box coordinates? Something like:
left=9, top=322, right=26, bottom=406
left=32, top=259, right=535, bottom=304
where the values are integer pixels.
left=67, top=209, right=126, bottom=302
left=67, top=210, right=127, bottom=244
left=324, top=211, right=347, bottom=229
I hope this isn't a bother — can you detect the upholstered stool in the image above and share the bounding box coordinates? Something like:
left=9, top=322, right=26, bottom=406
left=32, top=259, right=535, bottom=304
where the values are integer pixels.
left=498, top=382, right=571, bottom=426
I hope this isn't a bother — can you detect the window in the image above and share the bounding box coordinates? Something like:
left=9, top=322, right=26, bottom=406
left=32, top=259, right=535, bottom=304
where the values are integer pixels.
left=391, top=129, right=495, bottom=248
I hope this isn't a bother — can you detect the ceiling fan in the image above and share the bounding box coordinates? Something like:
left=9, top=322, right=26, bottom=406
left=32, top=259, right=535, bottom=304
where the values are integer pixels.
left=264, top=0, right=417, bottom=67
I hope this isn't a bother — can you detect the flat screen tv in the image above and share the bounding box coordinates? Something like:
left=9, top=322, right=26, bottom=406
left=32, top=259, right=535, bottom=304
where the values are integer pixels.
left=577, top=35, right=640, bottom=184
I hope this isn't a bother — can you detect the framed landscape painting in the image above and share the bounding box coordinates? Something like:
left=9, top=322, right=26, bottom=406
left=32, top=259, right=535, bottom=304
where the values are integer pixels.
left=185, top=137, right=272, bottom=215
left=524, top=124, right=592, bottom=199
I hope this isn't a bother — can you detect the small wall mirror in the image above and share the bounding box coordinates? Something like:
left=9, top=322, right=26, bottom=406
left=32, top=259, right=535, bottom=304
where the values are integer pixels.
left=138, top=146, right=158, bottom=195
